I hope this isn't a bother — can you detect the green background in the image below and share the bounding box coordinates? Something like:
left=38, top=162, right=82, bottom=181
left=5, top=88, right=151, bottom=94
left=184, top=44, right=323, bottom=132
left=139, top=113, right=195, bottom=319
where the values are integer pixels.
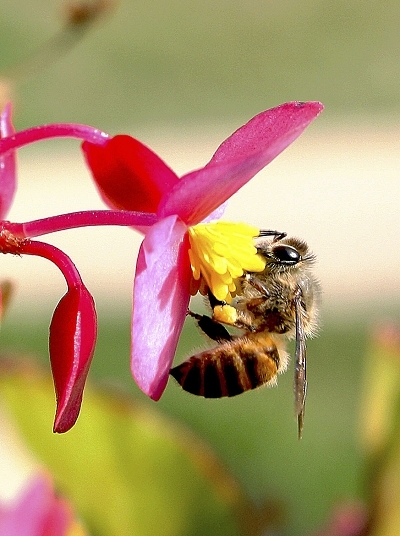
left=1, top=306, right=393, bottom=535
left=2, top=0, right=400, bottom=129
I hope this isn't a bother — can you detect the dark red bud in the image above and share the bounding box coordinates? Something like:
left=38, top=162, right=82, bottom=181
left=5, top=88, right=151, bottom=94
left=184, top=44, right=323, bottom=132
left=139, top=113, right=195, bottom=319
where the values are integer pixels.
left=49, top=285, right=97, bottom=433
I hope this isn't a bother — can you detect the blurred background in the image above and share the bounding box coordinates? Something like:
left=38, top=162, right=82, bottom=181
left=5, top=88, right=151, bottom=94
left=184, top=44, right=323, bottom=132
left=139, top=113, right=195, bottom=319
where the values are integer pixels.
left=1, top=1, right=400, bottom=534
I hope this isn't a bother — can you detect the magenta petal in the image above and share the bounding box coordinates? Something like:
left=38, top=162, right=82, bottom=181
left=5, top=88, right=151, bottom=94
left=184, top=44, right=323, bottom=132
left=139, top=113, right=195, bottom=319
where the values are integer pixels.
left=49, top=285, right=97, bottom=433
left=131, top=215, right=191, bottom=400
left=210, top=101, right=324, bottom=164
left=159, top=101, right=323, bottom=225
left=0, top=103, right=16, bottom=219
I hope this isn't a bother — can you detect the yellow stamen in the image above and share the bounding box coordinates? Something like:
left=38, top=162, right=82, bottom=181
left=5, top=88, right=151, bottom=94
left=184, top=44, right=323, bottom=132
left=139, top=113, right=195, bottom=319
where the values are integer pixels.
left=187, top=221, right=266, bottom=302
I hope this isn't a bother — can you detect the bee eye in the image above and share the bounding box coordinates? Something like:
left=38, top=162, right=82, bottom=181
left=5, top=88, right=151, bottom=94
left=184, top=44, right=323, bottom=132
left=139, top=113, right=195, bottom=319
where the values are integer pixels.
left=272, top=245, right=301, bottom=264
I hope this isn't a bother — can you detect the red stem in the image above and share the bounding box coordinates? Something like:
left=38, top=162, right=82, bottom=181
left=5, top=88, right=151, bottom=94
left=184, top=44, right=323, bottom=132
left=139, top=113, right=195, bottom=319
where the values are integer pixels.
left=18, top=240, right=82, bottom=289
left=3, top=210, right=158, bottom=238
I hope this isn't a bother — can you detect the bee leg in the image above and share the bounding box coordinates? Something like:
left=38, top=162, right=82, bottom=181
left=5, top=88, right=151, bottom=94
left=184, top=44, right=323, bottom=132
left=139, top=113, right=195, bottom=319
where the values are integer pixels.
left=187, top=310, right=232, bottom=342
left=207, top=281, right=261, bottom=332
left=207, top=289, right=226, bottom=309
left=245, top=273, right=270, bottom=297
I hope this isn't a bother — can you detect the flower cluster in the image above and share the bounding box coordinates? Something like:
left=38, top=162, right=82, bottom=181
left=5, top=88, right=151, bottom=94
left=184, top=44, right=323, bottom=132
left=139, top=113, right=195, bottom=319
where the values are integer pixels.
left=0, top=101, right=323, bottom=432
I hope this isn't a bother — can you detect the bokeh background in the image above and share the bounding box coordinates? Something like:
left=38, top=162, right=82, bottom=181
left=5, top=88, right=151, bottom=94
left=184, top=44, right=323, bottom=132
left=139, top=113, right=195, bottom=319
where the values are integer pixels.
left=1, top=1, right=400, bottom=534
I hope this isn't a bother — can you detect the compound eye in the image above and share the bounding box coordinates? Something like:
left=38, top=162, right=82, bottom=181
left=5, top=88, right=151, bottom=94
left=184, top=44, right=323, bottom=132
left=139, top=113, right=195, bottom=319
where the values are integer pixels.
left=272, top=245, right=301, bottom=264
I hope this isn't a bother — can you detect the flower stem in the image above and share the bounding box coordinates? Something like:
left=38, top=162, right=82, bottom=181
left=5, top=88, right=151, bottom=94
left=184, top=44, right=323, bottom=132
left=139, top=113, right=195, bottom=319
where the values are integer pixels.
left=19, top=240, right=82, bottom=289
left=4, top=210, right=158, bottom=238
left=0, top=123, right=110, bottom=156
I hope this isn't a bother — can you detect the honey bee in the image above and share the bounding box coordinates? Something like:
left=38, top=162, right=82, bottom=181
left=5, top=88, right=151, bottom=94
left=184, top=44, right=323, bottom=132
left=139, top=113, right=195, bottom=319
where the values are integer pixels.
left=170, top=230, right=320, bottom=438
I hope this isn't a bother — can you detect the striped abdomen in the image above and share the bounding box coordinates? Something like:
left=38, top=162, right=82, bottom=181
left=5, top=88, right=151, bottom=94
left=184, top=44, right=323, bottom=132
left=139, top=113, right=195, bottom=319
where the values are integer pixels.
left=169, top=332, right=287, bottom=398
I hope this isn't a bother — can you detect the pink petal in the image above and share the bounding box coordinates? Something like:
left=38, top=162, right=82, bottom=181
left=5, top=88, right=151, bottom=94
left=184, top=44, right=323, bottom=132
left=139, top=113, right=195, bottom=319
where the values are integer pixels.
left=210, top=101, right=324, bottom=164
left=159, top=101, right=323, bottom=225
left=203, top=201, right=227, bottom=222
left=131, top=215, right=191, bottom=400
left=0, top=473, right=71, bottom=536
left=49, top=285, right=97, bottom=433
left=82, top=135, right=179, bottom=212
left=0, top=103, right=16, bottom=220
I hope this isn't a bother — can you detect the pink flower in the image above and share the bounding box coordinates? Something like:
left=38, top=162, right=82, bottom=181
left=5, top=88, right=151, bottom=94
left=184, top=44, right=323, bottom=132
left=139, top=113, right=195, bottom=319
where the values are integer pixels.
left=0, top=473, right=82, bottom=536
left=312, top=501, right=367, bottom=536
left=82, top=101, right=324, bottom=401
left=0, top=104, right=154, bottom=432
left=0, top=101, right=323, bottom=424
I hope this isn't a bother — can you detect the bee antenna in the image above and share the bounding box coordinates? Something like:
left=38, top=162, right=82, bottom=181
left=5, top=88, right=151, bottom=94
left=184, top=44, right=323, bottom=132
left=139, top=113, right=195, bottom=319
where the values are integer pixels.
left=259, top=230, right=287, bottom=241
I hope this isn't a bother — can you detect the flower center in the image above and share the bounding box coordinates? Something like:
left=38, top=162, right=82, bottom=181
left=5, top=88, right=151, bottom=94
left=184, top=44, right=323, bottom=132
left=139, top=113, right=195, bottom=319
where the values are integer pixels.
left=187, top=221, right=266, bottom=302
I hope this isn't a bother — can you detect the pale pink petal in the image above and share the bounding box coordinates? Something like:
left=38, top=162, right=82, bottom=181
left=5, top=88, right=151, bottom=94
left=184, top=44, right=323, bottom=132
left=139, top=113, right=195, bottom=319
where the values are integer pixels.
left=0, top=473, right=71, bottom=536
left=0, top=103, right=16, bottom=219
left=203, top=201, right=227, bottom=222
left=131, top=215, right=191, bottom=400
left=159, top=101, right=323, bottom=225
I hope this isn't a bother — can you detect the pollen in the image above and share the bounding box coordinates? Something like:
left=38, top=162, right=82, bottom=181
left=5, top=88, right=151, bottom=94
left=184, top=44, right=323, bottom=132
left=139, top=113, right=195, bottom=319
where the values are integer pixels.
left=213, top=304, right=238, bottom=325
left=187, top=221, right=266, bottom=302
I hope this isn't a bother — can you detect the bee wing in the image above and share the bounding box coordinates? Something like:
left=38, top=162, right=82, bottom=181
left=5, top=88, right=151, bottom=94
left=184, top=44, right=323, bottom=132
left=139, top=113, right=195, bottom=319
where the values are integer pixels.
left=294, top=289, right=307, bottom=439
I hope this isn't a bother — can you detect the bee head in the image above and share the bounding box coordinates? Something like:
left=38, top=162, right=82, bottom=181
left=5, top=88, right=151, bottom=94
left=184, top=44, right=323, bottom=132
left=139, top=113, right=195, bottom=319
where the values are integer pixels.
left=256, top=236, right=315, bottom=269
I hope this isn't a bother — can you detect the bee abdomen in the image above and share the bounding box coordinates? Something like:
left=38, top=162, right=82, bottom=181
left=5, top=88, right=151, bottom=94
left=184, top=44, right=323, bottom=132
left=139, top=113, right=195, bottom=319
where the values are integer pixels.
left=170, top=335, right=281, bottom=398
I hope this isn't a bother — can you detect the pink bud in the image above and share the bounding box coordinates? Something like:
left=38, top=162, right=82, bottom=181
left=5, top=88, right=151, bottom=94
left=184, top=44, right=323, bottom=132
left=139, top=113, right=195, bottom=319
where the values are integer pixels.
left=49, top=285, right=97, bottom=433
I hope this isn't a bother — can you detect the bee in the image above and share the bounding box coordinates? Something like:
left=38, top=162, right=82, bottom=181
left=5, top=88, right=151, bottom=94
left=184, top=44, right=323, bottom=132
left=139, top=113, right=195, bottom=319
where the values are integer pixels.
left=170, top=230, right=320, bottom=438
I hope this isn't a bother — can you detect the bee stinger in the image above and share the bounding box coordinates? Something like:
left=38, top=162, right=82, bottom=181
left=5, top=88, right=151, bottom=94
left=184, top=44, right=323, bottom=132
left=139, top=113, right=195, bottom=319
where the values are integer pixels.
left=170, top=230, right=320, bottom=439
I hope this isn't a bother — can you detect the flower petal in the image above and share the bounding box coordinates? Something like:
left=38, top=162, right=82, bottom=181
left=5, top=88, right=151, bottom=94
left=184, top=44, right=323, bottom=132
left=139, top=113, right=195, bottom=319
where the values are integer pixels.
left=0, top=103, right=16, bottom=220
left=49, top=284, right=97, bottom=433
left=210, top=101, right=324, bottom=165
left=159, top=101, right=323, bottom=225
left=203, top=201, right=227, bottom=222
left=131, top=215, right=191, bottom=400
left=0, top=473, right=73, bottom=536
left=82, top=135, right=179, bottom=212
